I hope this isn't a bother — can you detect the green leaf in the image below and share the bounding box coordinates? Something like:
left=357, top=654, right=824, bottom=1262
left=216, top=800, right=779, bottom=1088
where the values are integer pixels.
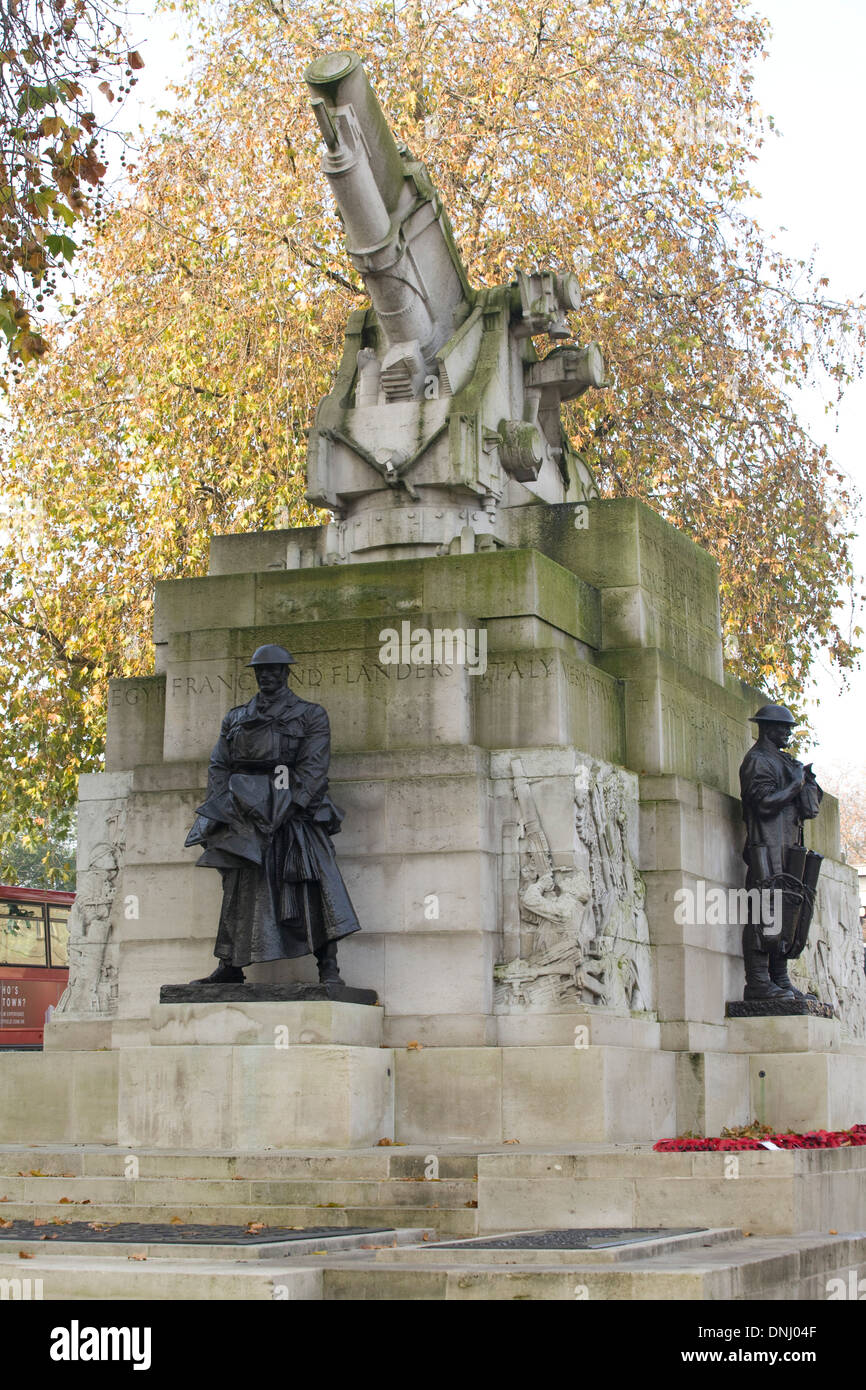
left=45, top=234, right=77, bottom=263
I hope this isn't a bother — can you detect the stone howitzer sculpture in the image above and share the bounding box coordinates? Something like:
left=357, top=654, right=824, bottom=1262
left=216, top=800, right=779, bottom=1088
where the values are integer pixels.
left=304, top=51, right=606, bottom=564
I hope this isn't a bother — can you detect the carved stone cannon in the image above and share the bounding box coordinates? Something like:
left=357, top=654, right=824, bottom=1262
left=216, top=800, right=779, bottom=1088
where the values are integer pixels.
left=304, top=50, right=606, bottom=562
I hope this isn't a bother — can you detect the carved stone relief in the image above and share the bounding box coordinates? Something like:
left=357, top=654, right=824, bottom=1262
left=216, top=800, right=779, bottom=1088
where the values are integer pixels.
left=790, top=864, right=866, bottom=1038
left=54, top=794, right=128, bottom=1019
left=494, top=754, right=654, bottom=1014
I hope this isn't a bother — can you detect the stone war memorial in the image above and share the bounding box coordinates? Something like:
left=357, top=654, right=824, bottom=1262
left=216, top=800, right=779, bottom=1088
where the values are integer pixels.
left=1, top=51, right=865, bottom=1303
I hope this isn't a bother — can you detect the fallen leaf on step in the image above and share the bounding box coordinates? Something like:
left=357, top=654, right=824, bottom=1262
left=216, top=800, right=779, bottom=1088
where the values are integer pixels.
left=406, top=1040, right=423, bottom=1050
left=58, top=1197, right=71, bottom=1204
left=377, top=1138, right=394, bottom=1146
left=33, top=1218, right=46, bottom=1227
left=0, top=1196, right=10, bottom=1202
left=128, top=1253, right=147, bottom=1262
left=503, top=1140, right=520, bottom=1145
left=829, top=1229, right=838, bottom=1235
left=80, top=1200, right=91, bottom=1206
left=464, top=1200, right=478, bottom=1208
left=246, top=1222, right=265, bottom=1234
left=29, top=1170, right=47, bottom=1177
left=0, top=1218, right=12, bottom=1228
left=169, top=1217, right=184, bottom=1225
left=18, top=1251, right=34, bottom=1259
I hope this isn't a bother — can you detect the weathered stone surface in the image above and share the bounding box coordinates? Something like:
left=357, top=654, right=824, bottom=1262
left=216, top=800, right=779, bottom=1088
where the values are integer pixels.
left=726, top=1014, right=840, bottom=1053
left=748, top=1050, right=866, bottom=1133
left=105, top=674, right=166, bottom=771
left=502, top=499, right=725, bottom=682
left=675, top=1050, right=751, bottom=1136
left=150, top=1000, right=382, bottom=1048
left=116, top=1044, right=394, bottom=1149
left=393, top=1044, right=676, bottom=1145
left=208, top=525, right=326, bottom=576
left=476, top=1146, right=866, bottom=1237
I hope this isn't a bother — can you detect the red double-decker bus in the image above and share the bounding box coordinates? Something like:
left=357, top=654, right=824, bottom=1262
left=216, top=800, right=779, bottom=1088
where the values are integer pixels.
left=0, top=885, right=73, bottom=1048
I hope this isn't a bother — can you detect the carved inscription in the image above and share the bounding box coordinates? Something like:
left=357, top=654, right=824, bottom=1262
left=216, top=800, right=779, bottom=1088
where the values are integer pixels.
left=165, top=663, right=459, bottom=698
left=109, top=683, right=166, bottom=707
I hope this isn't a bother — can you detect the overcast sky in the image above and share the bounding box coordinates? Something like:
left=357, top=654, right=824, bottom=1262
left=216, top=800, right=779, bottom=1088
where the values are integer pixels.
left=114, top=0, right=866, bottom=775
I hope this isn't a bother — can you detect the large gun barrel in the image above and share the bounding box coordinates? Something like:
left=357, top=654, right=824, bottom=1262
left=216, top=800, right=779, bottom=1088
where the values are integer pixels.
left=305, top=51, right=471, bottom=383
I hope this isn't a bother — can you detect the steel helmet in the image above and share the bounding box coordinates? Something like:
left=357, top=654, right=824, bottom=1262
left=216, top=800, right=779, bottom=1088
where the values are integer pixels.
left=246, top=644, right=295, bottom=667
left=750, top=703, right=796, bottom=725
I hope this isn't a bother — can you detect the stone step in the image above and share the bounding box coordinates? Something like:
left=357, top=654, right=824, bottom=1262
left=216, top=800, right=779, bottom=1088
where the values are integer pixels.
left=0, top=1146, right=480, bottom=1181
left=0, top=1252, right=322, bottom=1301
left=364, top=1226, right=743, bottom=1264
left=3, top=1225, right=434, bottom=1262
left=0, top=1174, right=477, bottom=1207
left=0, top=1202, right=480, bottom=1237
left=10, top=1230, right=856, bottom=1301
left=317, top=1232, right=866, bottom=1300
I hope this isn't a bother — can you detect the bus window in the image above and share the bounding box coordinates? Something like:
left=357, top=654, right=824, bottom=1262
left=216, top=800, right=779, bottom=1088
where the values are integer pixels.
left=49, top=904, right=71, bottom=968
left=0, top=901, right=48, bottom=968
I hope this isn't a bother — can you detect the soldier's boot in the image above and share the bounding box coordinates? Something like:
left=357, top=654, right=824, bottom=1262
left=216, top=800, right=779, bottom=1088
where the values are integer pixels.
left=743, top=945, right=792, bottom=1001
left=768, top=952, right=817, bottom=1001
left=315, top=941, right=342, bottom=985
left=189, top=961, right=246, bottom=985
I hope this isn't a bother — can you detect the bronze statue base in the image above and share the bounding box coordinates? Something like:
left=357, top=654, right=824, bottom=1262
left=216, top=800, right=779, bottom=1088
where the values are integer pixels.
left=726, top=998, right=835, bottom=1019
left=159, top=981, right=378, bottom=1006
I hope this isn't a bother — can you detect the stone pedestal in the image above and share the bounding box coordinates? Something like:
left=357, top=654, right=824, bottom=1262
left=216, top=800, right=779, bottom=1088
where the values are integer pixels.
left=23, top=497, right=866, bottom=1151
left=13, top=1002, right=395, bottom=1149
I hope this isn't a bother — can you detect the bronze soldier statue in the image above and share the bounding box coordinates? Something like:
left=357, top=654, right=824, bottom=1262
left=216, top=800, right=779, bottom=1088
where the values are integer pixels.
left=739, top=703, right=823, bottom=1001
left=184, top=645, right=361, bottom=985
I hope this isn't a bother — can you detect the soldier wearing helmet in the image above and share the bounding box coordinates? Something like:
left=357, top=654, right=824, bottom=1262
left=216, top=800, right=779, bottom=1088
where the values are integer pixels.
left=183, top=645, right=361, bottom=984
left=739, top=703, right=822, bottom=1000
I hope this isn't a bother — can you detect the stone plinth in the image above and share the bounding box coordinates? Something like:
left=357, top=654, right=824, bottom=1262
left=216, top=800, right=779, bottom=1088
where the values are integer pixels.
left=726, top=1014, right=840, bottom=1053
left=150, top=1000, right=383, bottom=1048
left=158, top=982, right=379, bottom=1007
left=39, top=492, right=866, bottom=1154
left=117, top=1043, right=394, bottom=1150
left=476, top=1146, right=866, bottom=1237
left=393, top=1044, right=677, bottom=1145
left=748, top=1050, right=866, bottom=1135
left=726, top=999, right=836, bottom=1019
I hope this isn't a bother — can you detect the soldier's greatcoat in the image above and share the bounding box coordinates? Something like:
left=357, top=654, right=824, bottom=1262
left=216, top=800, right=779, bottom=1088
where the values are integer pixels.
left=185, top=686, right=360, bottom=967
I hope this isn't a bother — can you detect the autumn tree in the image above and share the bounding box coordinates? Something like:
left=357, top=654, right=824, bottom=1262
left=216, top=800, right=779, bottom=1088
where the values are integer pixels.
left=0, top=0, right=141, bottom=367
left=822, top=766, right=866, bottom=868
left=0, top=0, right=863, bottom=877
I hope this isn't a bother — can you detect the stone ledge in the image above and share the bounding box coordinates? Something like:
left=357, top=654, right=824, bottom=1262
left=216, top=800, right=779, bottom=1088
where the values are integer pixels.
left=150, top=999, right=384, bottom=1048
left=726, top=999, right=835, bottom=1018
left=159, top=982, right=379, bottom=1006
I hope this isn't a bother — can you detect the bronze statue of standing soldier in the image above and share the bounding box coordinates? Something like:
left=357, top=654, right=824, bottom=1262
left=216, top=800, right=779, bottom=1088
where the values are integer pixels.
left=184, top=645, right=361, bottom=985
left=739, top=703, right=823, bottom=1002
